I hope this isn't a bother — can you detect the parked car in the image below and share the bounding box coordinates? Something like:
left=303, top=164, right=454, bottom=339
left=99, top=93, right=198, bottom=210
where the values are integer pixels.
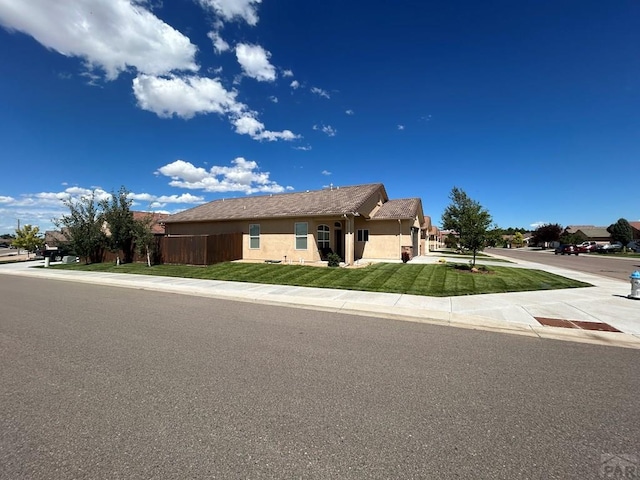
left=554, top=244, right=579, bottom=255
left=577, top=241, right=598, bottom=253
left=627, top=241, right=640, bottom=253
left=596, top=242, right=623, bottom=253
left=41, top=245, right=74, bottom=261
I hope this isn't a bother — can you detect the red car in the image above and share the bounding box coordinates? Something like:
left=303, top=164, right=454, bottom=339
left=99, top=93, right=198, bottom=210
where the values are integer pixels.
left=554, top=244, right=579, bottom=255
left=577, top=241, right=598, bottom=253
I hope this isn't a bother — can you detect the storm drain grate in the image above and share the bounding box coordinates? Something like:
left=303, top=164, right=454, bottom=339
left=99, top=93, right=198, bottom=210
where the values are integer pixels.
left=535, top=317, right=621, bottom=333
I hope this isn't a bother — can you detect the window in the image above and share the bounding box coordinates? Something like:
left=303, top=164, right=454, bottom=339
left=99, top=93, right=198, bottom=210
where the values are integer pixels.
left=357, top=229, right=369, bottom=242
left=317, top=224, right=330, bottom=250
left=295, top=222, right=308, bottom=250
left=249, top=224, right=260, bottom=249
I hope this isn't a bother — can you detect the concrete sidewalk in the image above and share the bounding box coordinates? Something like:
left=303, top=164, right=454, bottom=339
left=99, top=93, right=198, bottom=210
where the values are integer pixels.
left=1, top=254, right=639, bottom=349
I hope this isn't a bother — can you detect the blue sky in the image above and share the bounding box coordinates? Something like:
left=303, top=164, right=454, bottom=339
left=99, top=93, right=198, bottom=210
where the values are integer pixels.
left=1, top=0, right=639, bottom=235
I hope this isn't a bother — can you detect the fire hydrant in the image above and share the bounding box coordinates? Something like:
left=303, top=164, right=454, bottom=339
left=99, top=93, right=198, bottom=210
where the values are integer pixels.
left=629, top=271, right=640, bottom=300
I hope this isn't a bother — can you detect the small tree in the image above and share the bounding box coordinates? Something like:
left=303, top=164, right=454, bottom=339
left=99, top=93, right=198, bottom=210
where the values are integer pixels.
left=133, top=214, right=157, bottom=267
left=101, top=187, right=136, bottom=265
left=531, top=223, right=562, bottom=248
left=13, top=224, right=44, bottom=259
left=441, top=187, right=493, bottom=267
left=607, top=218, right=633, bottom=248
left=55, top=192, right=105, bottom=264
left=559, top=231, right=587, bottom=246
left=444, top=233, right=459, bottom=249
left=512, top=232, right=525, bottom=248
left=485, top=227, right=504, bottom=248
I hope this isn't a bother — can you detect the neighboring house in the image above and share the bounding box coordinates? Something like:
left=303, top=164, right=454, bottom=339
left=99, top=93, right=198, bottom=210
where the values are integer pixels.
left=563, top=225, right=610, bottom=242
left=163, top=183, right=427, bottom=265
left=629, top=221, right=640, bottom=240
left=426, top=224, right=439, bottom=251
left=502, top=232, right=531, bottom=247
left=44, top=229, right=68, bottom=246
left=132, top=211, right=169, bottom=235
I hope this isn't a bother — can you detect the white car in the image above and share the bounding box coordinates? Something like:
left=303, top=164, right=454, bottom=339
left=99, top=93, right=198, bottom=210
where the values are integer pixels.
left=597, top=242, right=623, bottom=253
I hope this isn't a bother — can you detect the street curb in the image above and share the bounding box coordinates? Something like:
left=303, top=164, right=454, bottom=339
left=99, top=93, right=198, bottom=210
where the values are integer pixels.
left=2, top=266, right=639, bottom=349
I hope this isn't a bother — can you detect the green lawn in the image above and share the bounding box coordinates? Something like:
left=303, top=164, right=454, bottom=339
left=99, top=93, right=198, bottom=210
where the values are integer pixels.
left=49, top=261, right=591, bottom=297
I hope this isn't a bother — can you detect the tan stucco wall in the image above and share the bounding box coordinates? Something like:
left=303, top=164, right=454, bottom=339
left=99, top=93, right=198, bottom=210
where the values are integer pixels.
left=354, top=218, right=418, bottom=260
left=357, top=188, right=386, bottom=218
left=166, top=217, right=345, bottom=263
left=165, top=211, right=424, bottom=264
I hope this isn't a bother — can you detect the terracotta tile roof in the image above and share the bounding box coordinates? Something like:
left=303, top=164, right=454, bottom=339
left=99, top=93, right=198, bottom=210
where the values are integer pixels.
left=371, top=198, right=421, bottom=220
left=164, top=183, right=387, bottom=223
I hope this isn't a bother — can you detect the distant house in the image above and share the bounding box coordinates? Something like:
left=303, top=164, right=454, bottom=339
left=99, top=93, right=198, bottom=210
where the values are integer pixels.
left=426, top=224, right=440, bottom=250
left=163, top=183, right=428, bottom=265
left=629, top=221, right=640, bottom=240
left=44, top=229, right=68, bottom=246
left=563, top=225, right=610, bottom=242
left=132, top=211, right=169, bottom=236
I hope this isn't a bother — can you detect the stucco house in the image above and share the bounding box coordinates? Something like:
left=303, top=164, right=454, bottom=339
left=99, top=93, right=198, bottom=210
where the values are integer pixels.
left=163, top=183, right=429, bottom=265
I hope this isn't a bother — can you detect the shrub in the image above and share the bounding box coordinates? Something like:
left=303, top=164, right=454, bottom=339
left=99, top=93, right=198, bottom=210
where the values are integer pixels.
left=327, top=252, right=342, bottom=267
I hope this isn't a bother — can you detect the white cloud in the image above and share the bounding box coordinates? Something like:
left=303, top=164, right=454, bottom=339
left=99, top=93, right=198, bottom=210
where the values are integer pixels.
left=530, top=221, right=549, bottom=229
left=156, top=158, right=290, bottom=194
left=233, top=114, right=299, bottom=141
left=290, top=80, right=300, bottom=89
left=313, top=124, right=337, bottom=137
left=0, top=185, right=207, bottom=233
left=282, top=69, right=294, bottom=77
left=293, top=145, right=312, bottom=151
left=197, top=0, right=262, bottom=26
left=235, top=43, right=276, bottom=82
left=156, top=193, right=204, bottom=204
left=397, top=124, right=405, bottom=130
left=311, top=87, right=330, bottom=99
left=345, top=109, right=354, bottom=115
left=131, top=192, right=205, bottom=207
left=0, top=196, right=15, bottom=203
left=133, top=74, right=241, bottom=119
left=133, top=74, right=299, bottom=141
left=269, top=96, right=278, bottom=103
left=322, top=170, right=332, bottom=176
left=207, top=30, right=230, bottom=53
left=0, top=0, right=198, bottom=80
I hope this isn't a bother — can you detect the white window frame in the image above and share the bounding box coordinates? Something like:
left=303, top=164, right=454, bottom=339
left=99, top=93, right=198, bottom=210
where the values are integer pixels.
left=249, top=224, right=260, bottom=249
left=317, top=224, right=330, bottom=250
left=295, top=222, right=308, bottom=250
left=357, top=229, right=369, bottom=242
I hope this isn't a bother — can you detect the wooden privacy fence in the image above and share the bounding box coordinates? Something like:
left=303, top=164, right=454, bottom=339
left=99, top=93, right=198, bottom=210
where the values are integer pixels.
left=102, top=233, right=243, bottom=265
left=159, top=233, right=242, bottom=265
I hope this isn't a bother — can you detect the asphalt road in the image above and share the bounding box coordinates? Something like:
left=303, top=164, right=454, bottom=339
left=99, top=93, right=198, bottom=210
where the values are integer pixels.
left=1, top=276, right=639, bottom=479
left=0, top=247, right=19, bottom=257
left=488, top=247, right=640, bottom=282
